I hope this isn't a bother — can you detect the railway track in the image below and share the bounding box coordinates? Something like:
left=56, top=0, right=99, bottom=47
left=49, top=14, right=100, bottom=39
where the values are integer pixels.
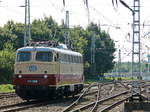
left=0, top=85, right=94, bottom=112
left=0, top=92, right=17, bottom=99
left=96, top=91, right=130, bottom=112
left=1, top=92, right=96, bottom=112
left=0, top=100, right=52, bottom=112
left=0, top=83, right=97, bottom=112
left=0, top=81, right=146, bottom=112
left=62, top=81, right=131, bottom=112
left=66, top=91, right=130, bottom=112
left=62, top=83, right=101, bottom=112
left=62, top=81, right=150, bottom=112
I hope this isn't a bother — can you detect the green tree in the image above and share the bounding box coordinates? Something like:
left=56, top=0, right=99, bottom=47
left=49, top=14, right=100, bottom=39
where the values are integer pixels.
left=69, top=26, right=88, bottom=54
left=0, top=42, right=15, bottom=83
left=31, top=16, right=59, bottom=41
left=0, top=21, right=24, bottom=50
left=84, top=23, right=115, bottom=77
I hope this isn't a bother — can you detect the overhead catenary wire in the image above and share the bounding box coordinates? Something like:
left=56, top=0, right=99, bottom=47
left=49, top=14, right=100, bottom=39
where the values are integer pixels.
left=1, top=0, right=149, bottom=48
left=105, top=0, right=132, bottom=26
left=38, top=0, right=63, bottom=11
left=89, top=5, right=131, bottom=36
left=83, top=0, right=90, bottom=24
left=1, top=5, right=24, bottom=15
left=37, top=0, right=134, bottom=49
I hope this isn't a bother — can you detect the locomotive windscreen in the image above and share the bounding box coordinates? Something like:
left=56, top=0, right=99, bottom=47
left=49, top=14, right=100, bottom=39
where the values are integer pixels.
left=17, top=52, right=31, bottom=62
left=36, top=52, right=53, bottom=62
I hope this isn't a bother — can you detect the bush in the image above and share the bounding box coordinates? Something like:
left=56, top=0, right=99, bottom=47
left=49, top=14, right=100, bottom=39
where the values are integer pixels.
left=0, top=48, right=15, bottom=83
left=0, top=84, right=14, bottom=92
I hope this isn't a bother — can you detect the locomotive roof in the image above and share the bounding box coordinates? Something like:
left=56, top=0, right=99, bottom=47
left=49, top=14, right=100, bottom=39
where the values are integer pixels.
left=17, top=46, right=82, bottom=56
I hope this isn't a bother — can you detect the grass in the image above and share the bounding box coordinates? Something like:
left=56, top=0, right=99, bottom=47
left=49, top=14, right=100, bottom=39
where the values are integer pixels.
left=104, top=77, right=137, bottom=80
left=85, top=76, right=137, bottom=83
left=0, top=84, right=15, bottom=93
left=85, top=77, right=114, bottom=84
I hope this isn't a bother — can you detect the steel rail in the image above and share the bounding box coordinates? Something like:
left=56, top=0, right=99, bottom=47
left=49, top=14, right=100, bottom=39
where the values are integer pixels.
left=100, top=97, right=129, bottom=112
left=3, top=101, right=51, bottom=112
left=62, top=81, right=128, bottom=112
left=71, top=91, right=129, bottom=112
left=90, top=84, right=102, bottom=112
left=0, top=100, right=42, bottom=111
left=1, top=94, right=82, bottom=112
left=0, top=92, right=17, bottom=99
left=0, top=102, right=29, bottom=110
left=118, top=81, right=130, bottom=90
left=99, top=89, right=148, bottom=112
left=62, top=83, right=98, bottom=112
left=100, top=91, right=148, bottom=112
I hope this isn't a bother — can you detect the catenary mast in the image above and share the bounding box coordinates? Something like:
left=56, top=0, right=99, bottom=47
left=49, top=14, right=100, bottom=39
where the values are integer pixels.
left=24, top=0, right=31, bottom=46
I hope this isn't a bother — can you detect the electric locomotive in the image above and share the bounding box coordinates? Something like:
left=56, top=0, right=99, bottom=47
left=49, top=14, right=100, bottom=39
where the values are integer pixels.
left=13, top=42, right=84, bottom=100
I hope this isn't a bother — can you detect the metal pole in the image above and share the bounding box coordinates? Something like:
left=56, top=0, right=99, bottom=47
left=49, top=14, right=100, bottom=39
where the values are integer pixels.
left=119, top=0, right=141, bottom=96
left=24, top=0, right=27, bottom=46
left=118, top=49, right=121, bottom=77
left=28, top=0, right=31, bottom=44
left=148, top=47, right=150, bottom=72
left=131, top=0, right=141, bottom=95
left=0, top=0, right=1, bottom=18
left=65, top=11, right=69, bottom=46
left=132, top=0, right=141, bottom=79
left=91, top=32, right=96, bottom=76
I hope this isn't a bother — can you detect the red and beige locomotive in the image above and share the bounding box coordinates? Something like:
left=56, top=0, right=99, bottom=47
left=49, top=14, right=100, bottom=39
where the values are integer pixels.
left=13, top=42, right=84, bottom=100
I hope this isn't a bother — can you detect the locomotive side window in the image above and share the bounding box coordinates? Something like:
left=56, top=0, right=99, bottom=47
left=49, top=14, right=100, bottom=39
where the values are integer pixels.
left=68, top=55, right=71, bottom=63
left=17, top=52, right=31, bottom=62
left=73, top=56, right=75, bottom=63
left=36, top=52, right=53, bottom=62
left=77, top=56, right=79, bottom=63
left=80, top=57, right=82, bottom=63
left=60, top=53, right=65, bottom=62
left=64, top=54, right=67, bottom=62
left=71, top=55, right=73, bottom=63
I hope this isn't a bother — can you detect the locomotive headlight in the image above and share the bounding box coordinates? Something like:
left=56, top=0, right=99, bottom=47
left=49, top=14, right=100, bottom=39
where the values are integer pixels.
left=18, top=75, right=22, bottom=78
left=44, top=75, right=48, bottom=79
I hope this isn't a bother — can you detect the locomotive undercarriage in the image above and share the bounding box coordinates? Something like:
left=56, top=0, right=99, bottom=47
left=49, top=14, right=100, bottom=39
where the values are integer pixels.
left=14, top=84, right=83, bottom=101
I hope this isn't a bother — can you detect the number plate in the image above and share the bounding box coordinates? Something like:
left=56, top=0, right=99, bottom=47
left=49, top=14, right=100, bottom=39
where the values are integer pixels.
left=27, top=80, right=38, bottom=83
left=29, top=65, right=37, bottom=72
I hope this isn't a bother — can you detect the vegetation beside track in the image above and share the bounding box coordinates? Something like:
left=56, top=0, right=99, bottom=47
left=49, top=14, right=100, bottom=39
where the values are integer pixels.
left=0, top=84, right=14, bottom=93
left=84, top=76, right=137, bottom=84
left=104, top=77, right=137, bottom=80
left=0, top=47, right=15, bottom=84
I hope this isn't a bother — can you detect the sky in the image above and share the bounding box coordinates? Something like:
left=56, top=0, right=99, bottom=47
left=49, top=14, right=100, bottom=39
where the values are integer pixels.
left=0, top=0, right=150, bottom=62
